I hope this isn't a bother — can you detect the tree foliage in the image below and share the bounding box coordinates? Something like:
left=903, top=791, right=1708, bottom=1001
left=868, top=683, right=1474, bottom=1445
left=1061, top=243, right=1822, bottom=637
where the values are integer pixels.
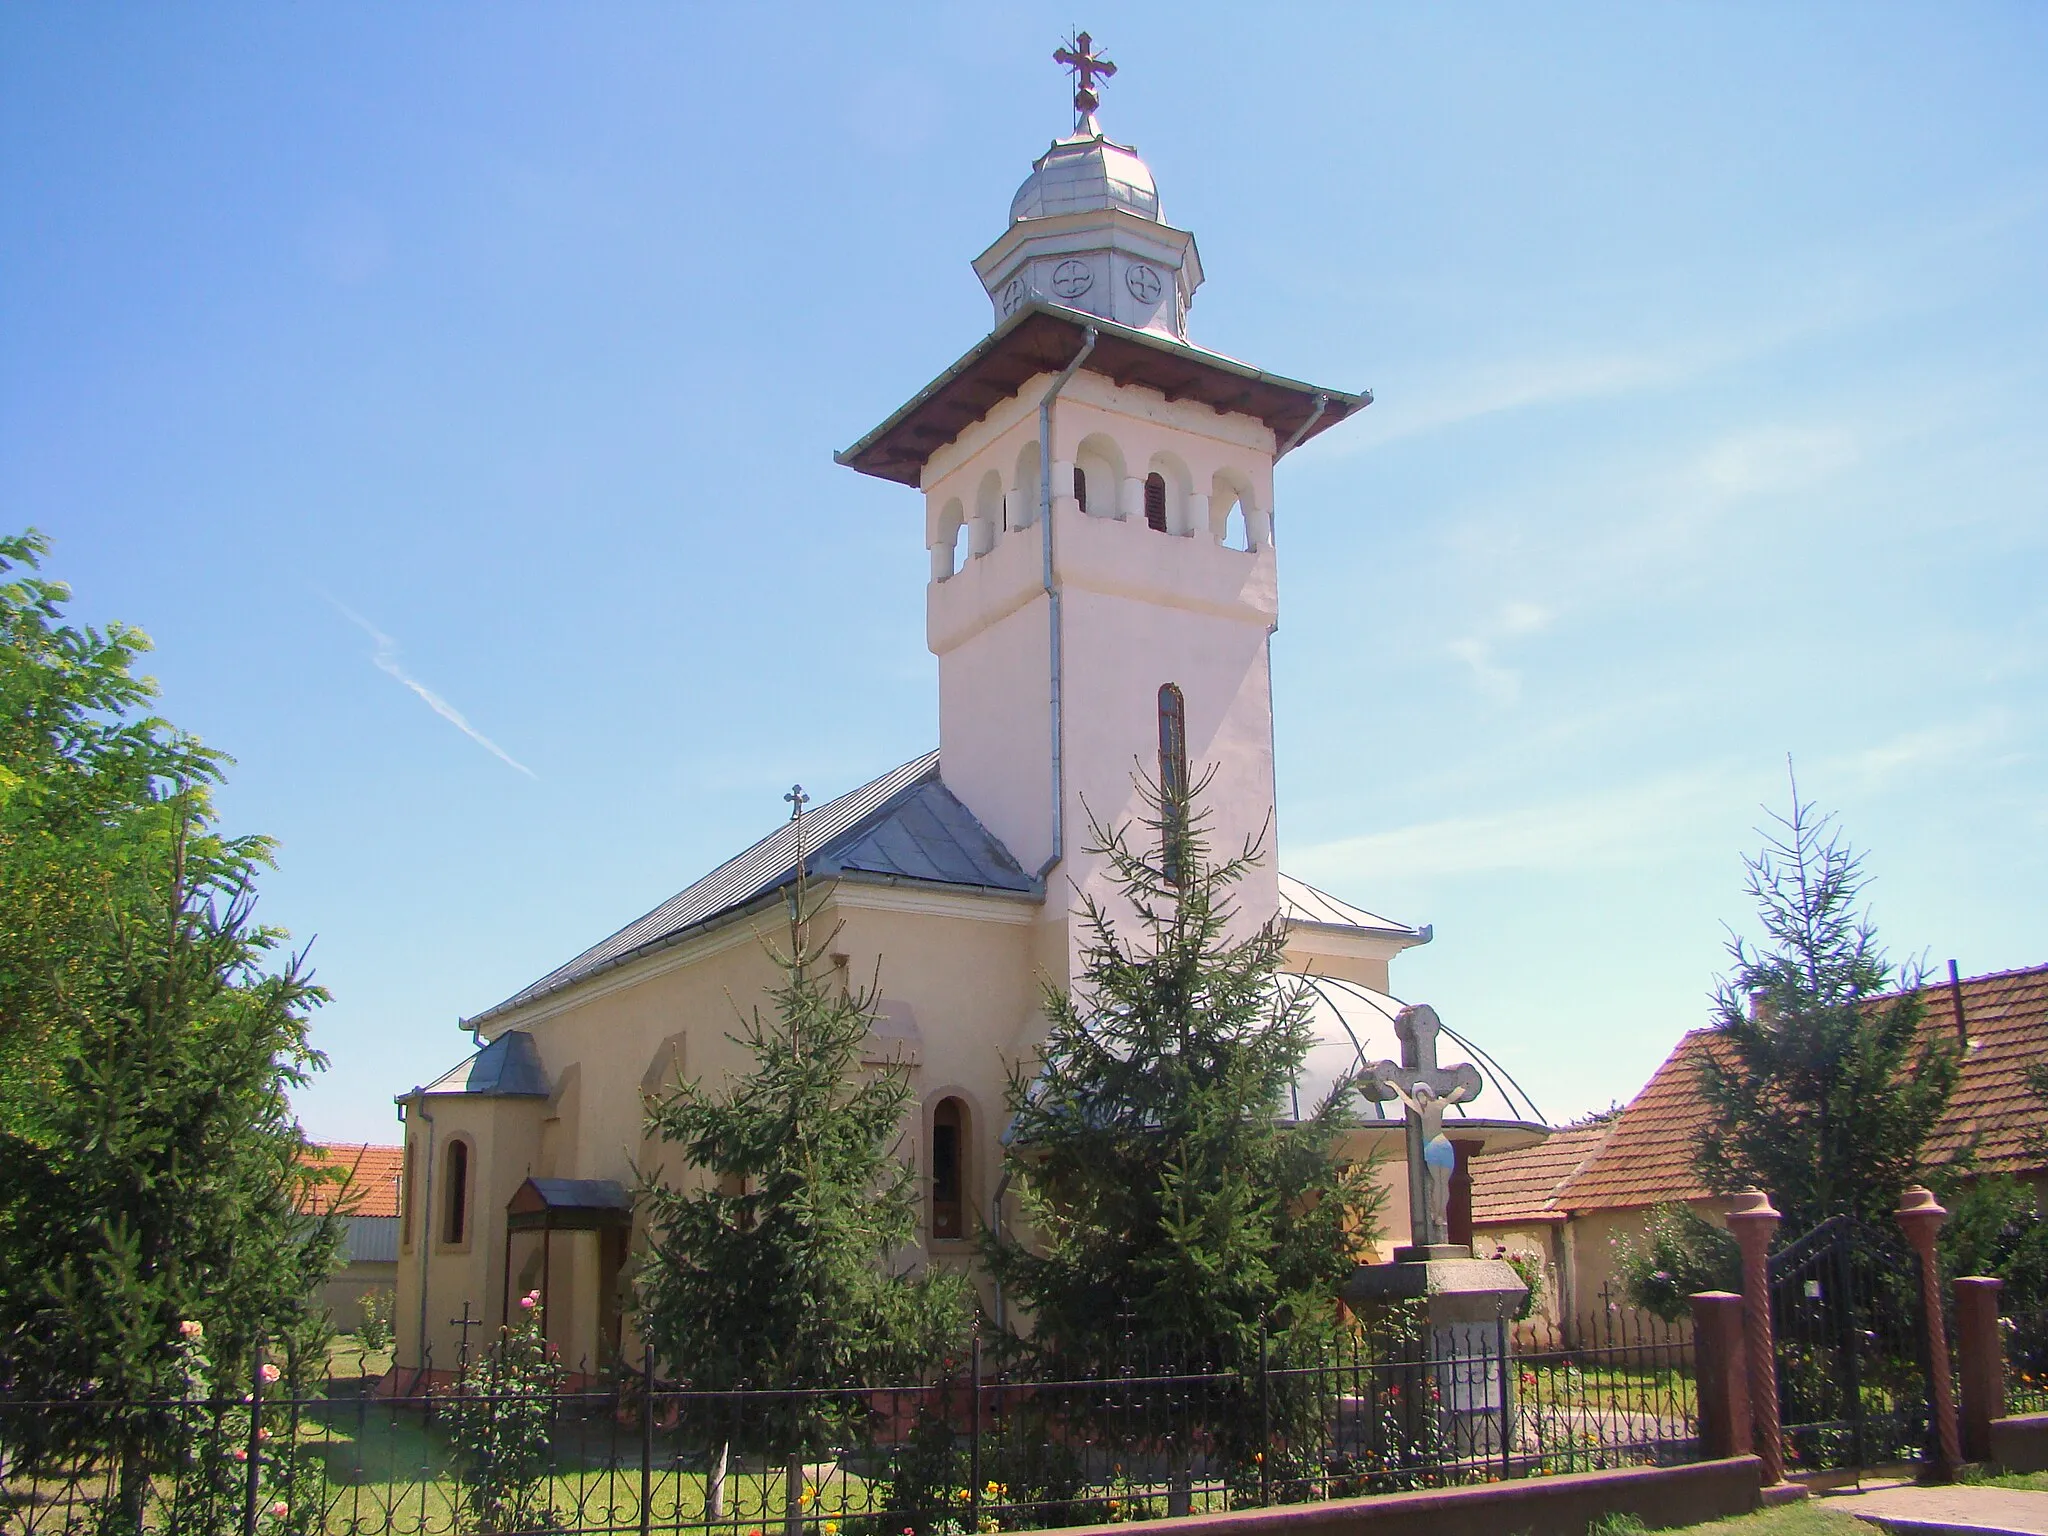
left=1697, top=770, right=1958, bottom=1233
left=634, top=857, right=967, bottom=1445
left=0, top=530, right=337, bottom=1484
left=988, top=769, right=1382, bottom=1373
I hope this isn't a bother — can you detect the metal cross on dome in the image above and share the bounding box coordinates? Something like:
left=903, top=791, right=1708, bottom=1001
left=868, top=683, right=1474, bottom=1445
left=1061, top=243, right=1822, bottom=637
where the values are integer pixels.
left=1053, top=30, right=1116, bottom=131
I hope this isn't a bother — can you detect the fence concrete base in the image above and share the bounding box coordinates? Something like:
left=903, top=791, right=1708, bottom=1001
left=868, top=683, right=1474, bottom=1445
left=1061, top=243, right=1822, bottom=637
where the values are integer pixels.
left=1050, top=1458, right=1765, bottom=1536
left=1989, top=1415, right=2048, bottom=1475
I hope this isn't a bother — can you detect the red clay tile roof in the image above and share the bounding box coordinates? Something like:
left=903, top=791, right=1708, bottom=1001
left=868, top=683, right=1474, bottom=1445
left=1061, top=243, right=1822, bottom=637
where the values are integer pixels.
left=1471, top=963, right=2048, bottom=1218
left=1470, top=1121, right=1614, bottom=1226
left=299, top=1143, right=405, bottom=1218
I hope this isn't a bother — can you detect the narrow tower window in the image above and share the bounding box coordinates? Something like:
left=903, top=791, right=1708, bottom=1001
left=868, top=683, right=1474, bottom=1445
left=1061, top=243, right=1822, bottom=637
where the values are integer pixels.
left=444, top=1139, right=469, bottom=1245
left=931, top=1098, right=966, bottom=1240
left=1072, top=465, right=1087, bottom=514
left=1144, top=472, right=1168, bottom=533
left=1158, top=683, right=1188, bottom=885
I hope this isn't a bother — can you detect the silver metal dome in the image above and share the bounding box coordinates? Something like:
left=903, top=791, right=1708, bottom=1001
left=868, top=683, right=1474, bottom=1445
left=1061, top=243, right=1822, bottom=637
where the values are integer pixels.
left=1010, top=133, right=1162, bottom=224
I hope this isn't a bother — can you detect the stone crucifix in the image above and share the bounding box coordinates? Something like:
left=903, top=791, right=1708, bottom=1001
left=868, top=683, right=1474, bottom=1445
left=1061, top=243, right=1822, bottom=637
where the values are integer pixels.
left=1359, top=1004, right=1483, bottom=1252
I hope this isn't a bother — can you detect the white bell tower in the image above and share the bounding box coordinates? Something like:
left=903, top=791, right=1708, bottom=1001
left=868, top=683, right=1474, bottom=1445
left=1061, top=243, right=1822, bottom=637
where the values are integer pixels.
left=836, top=35, right=1367, bottom=976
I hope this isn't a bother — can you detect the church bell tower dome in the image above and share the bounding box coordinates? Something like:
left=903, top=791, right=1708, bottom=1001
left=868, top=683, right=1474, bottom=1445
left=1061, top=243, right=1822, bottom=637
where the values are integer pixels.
left=1008, top=133, right=1162, bottom=225
left=974, top=33, right=1202, bottom=342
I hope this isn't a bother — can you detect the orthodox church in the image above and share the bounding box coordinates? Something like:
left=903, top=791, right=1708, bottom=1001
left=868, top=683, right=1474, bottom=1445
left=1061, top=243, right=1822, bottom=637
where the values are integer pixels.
left=392, top=45, right=1547, bottom=1378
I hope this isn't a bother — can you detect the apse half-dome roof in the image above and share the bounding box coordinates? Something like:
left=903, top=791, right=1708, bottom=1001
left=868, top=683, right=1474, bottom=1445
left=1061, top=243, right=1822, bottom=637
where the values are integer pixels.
left=1006, top=974, right=1547, bottom=1144
left=1010, top=132, right=1162, bottom=223
left=1288, top=975, right=1547, bottom=1128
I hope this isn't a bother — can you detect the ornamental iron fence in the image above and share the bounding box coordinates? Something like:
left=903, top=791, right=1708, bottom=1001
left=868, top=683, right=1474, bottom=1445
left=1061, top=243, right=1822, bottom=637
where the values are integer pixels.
left=1, top=1302, right=1695, bottom=1536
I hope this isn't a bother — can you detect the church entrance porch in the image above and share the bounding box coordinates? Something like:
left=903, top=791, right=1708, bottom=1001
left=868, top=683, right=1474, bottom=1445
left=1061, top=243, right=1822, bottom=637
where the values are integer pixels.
left=502, top=1176, right=632, bottom=1373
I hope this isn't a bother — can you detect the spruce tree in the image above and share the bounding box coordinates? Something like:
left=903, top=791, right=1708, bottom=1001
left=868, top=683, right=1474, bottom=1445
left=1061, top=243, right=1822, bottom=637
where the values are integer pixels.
left=0, top=532, right=339, bottom=1511
left=1697, top=769, right=1958, bottom=1232
left=988, top=768, right=1382, bottom=1373
left=635, top=806, right=967, bottom=1529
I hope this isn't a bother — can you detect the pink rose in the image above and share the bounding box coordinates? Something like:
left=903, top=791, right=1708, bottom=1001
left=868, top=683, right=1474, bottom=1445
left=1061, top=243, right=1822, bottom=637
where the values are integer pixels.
left=520, top=1294, right=537, bottom=1310
left=258, top=1363, right=281, bottom=1384
left=270, top=1502, right=289, bottom=1519
left=179, top=1320, right=204, bottom=1340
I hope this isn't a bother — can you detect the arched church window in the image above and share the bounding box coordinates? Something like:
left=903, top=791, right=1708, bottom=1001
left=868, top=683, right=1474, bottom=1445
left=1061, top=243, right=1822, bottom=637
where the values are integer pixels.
left=1072, top=465, right=1087, bottom=514
left=444, top=1139, right=470, bottom=1245
left=1158, top=684, right=1188, bottom=885
left=1145, top=473, right=1168, bottom=533
left=931, top=1097, right=966, bottom=1241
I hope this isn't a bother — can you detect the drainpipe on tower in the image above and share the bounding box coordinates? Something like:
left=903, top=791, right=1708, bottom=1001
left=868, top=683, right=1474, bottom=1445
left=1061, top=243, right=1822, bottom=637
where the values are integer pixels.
left=1035, top=327, right=1098, bottom=881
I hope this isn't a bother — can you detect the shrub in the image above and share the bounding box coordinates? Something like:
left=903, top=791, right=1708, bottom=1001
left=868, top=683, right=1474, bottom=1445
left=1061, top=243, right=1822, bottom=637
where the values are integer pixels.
left=445, top=1290, right=565, bottom=1534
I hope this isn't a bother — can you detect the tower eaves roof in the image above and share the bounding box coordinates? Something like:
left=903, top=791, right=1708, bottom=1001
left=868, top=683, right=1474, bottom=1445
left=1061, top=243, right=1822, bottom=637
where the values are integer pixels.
left=835, top=302, right=1368, bottom=488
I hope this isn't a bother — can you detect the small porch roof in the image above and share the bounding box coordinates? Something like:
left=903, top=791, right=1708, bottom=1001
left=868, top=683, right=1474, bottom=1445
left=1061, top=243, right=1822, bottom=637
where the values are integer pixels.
left=506, top=1177, right=633, bottom=1232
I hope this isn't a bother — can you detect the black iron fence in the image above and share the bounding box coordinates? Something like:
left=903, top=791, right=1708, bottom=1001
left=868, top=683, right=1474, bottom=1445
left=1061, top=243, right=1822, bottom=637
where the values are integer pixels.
left=2005, top=1304, right=2048, bottom=1416
left=1, top=1309, right=1696, bottom=1536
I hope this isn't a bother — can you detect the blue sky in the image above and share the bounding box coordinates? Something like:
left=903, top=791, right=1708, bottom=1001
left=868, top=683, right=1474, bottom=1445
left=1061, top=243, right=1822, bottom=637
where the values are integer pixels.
left=4, top=4, right=2044, bottom=1143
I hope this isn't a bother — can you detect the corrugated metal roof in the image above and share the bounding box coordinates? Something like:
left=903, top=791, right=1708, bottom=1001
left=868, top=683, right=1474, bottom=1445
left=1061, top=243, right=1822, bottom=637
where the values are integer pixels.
left=468, top=752, right=1035, bottom=1027
left=342, top=1214, right=400, bottom=1264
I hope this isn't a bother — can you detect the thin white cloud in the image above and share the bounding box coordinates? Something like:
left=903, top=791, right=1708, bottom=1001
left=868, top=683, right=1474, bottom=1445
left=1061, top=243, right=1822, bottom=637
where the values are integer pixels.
left=1291, top=764, right=1749, bottom=886
left=1447, top=600, right=1555, bottom=702
left=328, top=600, right=536, bottom=779
left=1291, top=716, right=2018, bottom=890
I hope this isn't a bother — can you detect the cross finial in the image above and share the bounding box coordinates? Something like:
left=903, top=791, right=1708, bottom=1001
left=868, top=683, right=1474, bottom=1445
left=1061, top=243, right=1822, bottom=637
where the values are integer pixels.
left=784, top=784, right=809, bottom=821
left=1053, top=30, right=1116, bottom=134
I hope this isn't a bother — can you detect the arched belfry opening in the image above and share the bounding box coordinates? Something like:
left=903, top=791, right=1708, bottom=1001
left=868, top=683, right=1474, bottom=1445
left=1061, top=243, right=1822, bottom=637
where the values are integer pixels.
left=1144, top=472, right=1168, bottom=532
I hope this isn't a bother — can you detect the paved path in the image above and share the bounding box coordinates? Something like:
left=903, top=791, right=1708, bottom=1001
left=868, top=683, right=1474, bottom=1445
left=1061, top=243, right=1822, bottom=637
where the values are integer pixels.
left=1820, top=1480, right=2048, bottom=1536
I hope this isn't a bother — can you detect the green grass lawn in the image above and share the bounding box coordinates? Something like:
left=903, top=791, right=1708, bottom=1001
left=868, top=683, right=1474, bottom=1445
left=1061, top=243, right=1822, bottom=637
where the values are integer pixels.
left=1960, top=1467, right=2048, bottom=1492
left=1636, top=1500, right=1868, bottom=1536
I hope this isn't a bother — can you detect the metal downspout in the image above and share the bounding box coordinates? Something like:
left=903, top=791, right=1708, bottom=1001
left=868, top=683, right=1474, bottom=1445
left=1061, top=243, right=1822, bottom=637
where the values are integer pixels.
left=991, top=1165, right=1016, bottom=1334
left=1036, top=327, right=1098, bottom=881
left=409, top=1096, right=436, bottom=1382
left=1275, top=392, right=1329, bottom=461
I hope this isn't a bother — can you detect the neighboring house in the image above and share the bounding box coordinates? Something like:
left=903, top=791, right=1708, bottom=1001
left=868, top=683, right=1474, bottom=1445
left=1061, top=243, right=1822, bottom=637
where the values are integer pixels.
left=300, top=1142, right=404, bottom=1333
left=1473, top=962, right=2048, bottom=1344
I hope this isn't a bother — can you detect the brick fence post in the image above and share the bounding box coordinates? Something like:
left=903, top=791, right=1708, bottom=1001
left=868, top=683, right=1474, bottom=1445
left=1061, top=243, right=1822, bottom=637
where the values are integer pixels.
left=1954, top=1276, right=2004, bottom=1465
left=1691, top=1291, right=1752, bottom=1460
left=1726, top=1188, right=1783, bottom=1484
left=1896, top=1186, right=1961, bottom=1482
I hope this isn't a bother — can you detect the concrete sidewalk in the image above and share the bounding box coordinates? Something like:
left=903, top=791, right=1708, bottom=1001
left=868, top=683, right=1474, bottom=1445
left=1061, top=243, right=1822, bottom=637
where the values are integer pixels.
left=1820, top=1480, right=2048, bottom=1536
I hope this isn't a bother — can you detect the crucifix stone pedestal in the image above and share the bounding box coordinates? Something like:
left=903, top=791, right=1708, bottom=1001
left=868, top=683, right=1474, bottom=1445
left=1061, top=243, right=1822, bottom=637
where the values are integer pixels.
left=1344, top=1003, right=1528, bottom=1460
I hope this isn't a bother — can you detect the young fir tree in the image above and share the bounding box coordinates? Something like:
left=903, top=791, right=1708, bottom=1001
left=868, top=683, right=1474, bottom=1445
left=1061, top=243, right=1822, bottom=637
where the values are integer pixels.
left=1697, top=769, right=1958, bottom=1233
left=988, top=768, right=1382, bottom=1375
left=635, top=801, right=967, bottom=1529
left=0, top=532, right=339, bottom=1513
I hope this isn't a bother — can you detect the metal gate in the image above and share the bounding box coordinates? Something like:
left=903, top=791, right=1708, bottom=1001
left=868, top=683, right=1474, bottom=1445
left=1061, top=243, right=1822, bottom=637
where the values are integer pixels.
left=1768, top=1214, right=1933, bottom=1471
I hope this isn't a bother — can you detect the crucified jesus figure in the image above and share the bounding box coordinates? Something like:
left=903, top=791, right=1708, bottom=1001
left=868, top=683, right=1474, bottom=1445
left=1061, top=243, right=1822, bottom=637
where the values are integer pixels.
left=1359, top=1004, right=1484, bottom=1250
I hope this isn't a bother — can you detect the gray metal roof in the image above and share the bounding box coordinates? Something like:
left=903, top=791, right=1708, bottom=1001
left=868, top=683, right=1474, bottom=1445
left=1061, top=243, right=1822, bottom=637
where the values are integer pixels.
left=419, top=1028, right=551, bottom=1097
left=521, top=1178, right=633, bottom=1213
left=1277, top=873, right=1428, bottom=941
left=341, top=1214, right=400, bottom=1265
left=468, top=752, right=1036, bottom=1027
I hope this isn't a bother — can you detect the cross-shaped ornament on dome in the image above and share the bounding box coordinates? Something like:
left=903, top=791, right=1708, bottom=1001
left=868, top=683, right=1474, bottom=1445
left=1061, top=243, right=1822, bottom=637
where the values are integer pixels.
left=1053, top=31, right=1116, bottom=133
left=1359, top=1004, right=1484, bottom=1254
